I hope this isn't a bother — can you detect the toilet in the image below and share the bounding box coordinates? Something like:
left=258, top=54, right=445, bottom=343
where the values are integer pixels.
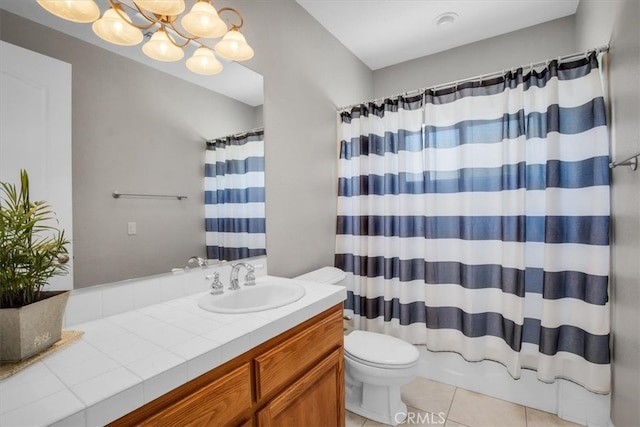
left=295, top=267, right=419, bottom=426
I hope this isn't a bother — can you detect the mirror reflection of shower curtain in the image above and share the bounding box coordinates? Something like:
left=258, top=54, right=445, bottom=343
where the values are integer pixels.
left=205, top=129, right=266, bottom=261
left=336, top=52, right=610, bottom=394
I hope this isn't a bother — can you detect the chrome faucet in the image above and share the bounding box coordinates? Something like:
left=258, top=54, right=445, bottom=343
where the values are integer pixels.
left=186, top=256, right=207, bottom=269
left=229, top=262, right=256, bottom=290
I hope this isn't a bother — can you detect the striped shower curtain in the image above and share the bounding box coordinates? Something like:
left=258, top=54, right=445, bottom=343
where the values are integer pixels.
left=205, top=129, right=266, bottom=261
left=335, top=53, right=610, bottom=393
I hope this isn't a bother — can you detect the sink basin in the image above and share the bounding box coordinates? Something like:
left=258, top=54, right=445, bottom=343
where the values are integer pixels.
left=198, top=281, right=306, bottom=314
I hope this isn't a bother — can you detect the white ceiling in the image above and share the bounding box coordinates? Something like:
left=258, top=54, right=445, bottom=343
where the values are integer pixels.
left=296, top=0, right=580, bottom=70
left=0, top=0, right=264, bottom=106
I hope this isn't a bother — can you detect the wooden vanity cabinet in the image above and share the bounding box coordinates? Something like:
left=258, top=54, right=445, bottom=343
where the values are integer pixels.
left=109, top=304, right=344, bottom=427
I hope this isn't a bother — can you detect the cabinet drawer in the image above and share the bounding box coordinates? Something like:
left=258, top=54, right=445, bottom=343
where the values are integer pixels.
left=254, top=307, right=343, bottom=400
left=139, top=363, right=252, bottom=427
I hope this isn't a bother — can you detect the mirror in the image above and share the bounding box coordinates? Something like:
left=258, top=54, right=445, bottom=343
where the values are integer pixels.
left=0, top=3, right=264, bottom=288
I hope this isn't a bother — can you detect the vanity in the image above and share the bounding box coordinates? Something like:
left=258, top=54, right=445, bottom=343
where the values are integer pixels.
left=0, top=261, right=347, bottom=426
left=110, top=304, right=344, bottom=426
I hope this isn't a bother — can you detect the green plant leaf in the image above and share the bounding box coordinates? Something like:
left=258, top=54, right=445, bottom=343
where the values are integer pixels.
left=0, top=170, right=69, bottom=308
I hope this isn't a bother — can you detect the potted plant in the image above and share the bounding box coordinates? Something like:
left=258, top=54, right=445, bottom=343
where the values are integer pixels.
left=0, top=170, right=70, bottom=362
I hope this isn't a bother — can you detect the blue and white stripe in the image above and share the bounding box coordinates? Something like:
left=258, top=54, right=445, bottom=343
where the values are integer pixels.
left=205, top=129, right=266, bottom=261
left=336, top=53, right=610, bottom=393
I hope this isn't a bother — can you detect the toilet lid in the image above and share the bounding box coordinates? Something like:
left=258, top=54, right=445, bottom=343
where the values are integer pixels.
left=296, top=267, right=345, bottom=284
left=344, top=330, right=419, bottom=367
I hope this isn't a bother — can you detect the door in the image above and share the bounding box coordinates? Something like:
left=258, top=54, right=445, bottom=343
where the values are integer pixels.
left=0, top=41, right=73, bottom=290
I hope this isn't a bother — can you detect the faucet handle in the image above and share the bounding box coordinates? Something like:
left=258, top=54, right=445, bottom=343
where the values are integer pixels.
left=207, top=272, right=224, bottom=295
left=244, top=271, right=256, bottom=286
left=187, top=256, right=207, bottom=269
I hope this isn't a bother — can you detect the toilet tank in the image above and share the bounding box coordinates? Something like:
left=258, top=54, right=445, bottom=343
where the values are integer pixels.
left=295, top=267, right=346, bottom=286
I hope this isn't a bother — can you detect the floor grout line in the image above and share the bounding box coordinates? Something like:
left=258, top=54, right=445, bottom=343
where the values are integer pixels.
left=445, top=386, right=459, bottom=426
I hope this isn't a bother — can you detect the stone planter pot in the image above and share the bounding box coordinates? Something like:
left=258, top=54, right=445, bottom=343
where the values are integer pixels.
left=0, top=291, right=70, bottom=362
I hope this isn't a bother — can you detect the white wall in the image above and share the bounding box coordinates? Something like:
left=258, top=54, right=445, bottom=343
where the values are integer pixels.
left=575, top=1, right=640, bottom=426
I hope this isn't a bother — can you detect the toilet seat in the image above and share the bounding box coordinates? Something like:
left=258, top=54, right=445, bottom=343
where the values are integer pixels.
left=344, top=330, right=419, bottom=369
left=345, top=352, right=417, bottom=369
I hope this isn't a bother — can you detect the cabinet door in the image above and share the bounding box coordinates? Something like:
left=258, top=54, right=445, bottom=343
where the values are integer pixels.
left=257, top=349, right=344, bottom=427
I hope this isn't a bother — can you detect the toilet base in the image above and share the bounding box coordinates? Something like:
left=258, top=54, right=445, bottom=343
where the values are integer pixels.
left=345, top=374, right=409, bottom=426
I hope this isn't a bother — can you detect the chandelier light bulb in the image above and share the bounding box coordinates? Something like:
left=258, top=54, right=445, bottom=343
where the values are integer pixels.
left=181, top=1, right=227, bottom=39
left=186, top=46, right=223, bottom=75
left=92, top=6, right=143, bottom=46
left=215, top=29, right=254, bottom=61
left=133, top=0, right=186, bottom=16
left=36, top=0, right=100, bottom=23
left=142, top=28, right=184, bottom=62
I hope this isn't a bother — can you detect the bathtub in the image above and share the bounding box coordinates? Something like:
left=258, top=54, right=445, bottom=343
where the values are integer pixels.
left=416, top=346, right=612, bottom=427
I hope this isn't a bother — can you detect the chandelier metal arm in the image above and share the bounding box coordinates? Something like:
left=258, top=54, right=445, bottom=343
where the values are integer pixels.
left=165, top=19, right=200, bottom=45
left=128, top=0, right=166, bottom=28
left=108, top=0, right=193, bottom=48
left=163, top=22, right=194, bottom=48
left=107, top=0, right=156, bottom=30
left=218, top=7, right=244, bottom=29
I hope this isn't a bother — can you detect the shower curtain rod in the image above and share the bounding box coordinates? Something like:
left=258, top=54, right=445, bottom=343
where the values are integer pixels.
left=337, top=45, right=610, bottom=112
left=205, top=127, right=264, bottom=144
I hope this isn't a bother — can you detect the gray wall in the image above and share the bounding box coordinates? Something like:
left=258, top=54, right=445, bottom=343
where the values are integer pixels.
left=575, top=1, right=640, bottom=426
left=0, top=10, right=261, bottom=287
left=230, top=0, right=373, bottom=277
left=253, top=104, right=264, bottom=129
left=373, top=16, right=577, bottom=99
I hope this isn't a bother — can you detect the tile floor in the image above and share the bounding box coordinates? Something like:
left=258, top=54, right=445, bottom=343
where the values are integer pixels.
left=346, top=377, right=584, bottom=427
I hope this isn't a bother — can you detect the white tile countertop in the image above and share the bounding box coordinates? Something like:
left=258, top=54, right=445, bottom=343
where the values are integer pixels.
left=0, top=276, right=346, bottom=427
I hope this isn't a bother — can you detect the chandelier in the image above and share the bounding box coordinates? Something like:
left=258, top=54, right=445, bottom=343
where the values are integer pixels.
left=36, top=0, right=254, bottom=76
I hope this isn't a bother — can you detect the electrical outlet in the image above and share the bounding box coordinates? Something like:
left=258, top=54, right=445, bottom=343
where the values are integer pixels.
left=127, top=221, right=137, bottom=235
